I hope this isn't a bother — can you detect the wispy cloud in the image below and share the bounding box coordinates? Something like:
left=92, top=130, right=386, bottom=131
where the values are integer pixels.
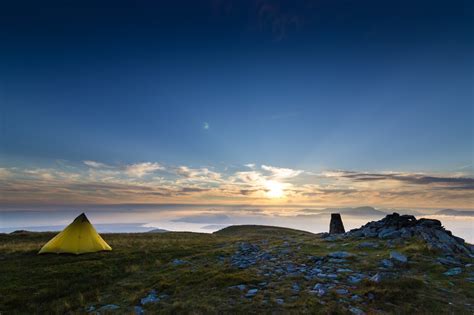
left=83, top=160, right=110, bottom=168
left=0, top=168, right=13, bottom=179
left=332, top=170, right=474, bottom=189
left=176, top=166, right=221, bottom=181
left=125, top=162, right=164, bottom=178
left=261, top=165, right=303, bottom=179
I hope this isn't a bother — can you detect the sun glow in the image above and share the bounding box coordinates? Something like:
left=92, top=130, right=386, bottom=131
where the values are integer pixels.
left=265, top=180, right=284, bottom=198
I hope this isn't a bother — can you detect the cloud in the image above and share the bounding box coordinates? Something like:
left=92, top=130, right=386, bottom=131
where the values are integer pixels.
left=336, top=171, right=474, bottom=189
left=0, top=168, right=12, bottom=179
left=83, top=160, right=110, bottom=168
left=176, top=166, right=221, bottom=181
left=302, top=188, right=356, bottom=197
left=23, top=169, right=57, bottom=180
left=203, top=122, right=210, bottom=130
left=261, top=165, right=303, bottom=179
left=244, top=163, right=256, bottom=169
left=125, top=162, right=164, bottom=178
left=178, top=187, right=211, bottom=195
left=239, top=189, right=259, bottom=195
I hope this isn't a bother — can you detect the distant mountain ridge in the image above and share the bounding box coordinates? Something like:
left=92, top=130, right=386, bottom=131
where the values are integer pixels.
left=300, top=207, right=474, bottom=217
left=434, top=209, right=474, bottom=217
left=299, top=206, right=386, bottom=217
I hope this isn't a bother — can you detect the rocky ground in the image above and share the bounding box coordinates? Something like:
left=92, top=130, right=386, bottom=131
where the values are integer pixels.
left=1, top=213, right=473, bottom=314
left=219, top=214, right=474, bottom=314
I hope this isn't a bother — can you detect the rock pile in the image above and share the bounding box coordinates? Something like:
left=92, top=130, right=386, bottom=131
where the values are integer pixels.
left=346, top=213, right=474, bottom=256
left=231, top=242, right=274, bottom=269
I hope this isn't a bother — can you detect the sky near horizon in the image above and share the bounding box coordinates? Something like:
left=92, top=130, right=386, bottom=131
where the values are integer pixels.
left=0, top=0, right=473, bottom=209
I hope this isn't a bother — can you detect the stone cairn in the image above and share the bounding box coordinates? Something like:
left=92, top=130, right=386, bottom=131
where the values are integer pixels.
left=329, top=213, right=345, bottom=234
left=347, top=213, right=474, bottom=256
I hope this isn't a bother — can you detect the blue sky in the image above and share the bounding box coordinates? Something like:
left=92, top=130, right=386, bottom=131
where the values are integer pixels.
left=0, top=0, right=472, bottom=208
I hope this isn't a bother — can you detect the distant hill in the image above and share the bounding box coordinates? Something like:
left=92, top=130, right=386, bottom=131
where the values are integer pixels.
left=9, top=230, right=33, bottom=234
left=381, top=208, right=424, bottom=216
left=147, top=228, right=168, bottom=233
left=338, top=206, right=386, bottom=216
left=0, top=223, right=158, bottom=233
left=214, top=225, right=314, bottom=237
left=433, top=209, right=474, bottom=217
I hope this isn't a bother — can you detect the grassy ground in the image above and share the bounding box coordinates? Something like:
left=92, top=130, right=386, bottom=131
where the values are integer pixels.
left=0, top=226, right=473, bottom=314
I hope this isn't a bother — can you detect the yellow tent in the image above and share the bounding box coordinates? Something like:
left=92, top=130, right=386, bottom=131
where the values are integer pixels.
left=38, top=213, right=112, bottom=254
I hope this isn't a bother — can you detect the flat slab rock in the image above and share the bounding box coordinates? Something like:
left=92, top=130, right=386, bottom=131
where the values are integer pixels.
left=390, top=251, right=408, bottom=264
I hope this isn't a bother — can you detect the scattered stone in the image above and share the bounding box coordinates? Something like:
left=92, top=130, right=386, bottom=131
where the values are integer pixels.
left=141, top=290, right=159, bottom=305
left=313, top=283, right=324, bottom=290
left=98, top=304, right=120, bottom=311
left=231, top=242, right=264, bottom=269
left=134, top=306, right=144, bottom=315
left=437, top=256, right=462, bottom=266
left=291, top=283, right=301, bottom=293
left=444, top=267, right=462, bottom=276
left=390, top=251, right=408, bottom=264
left=245, top=289, right=258, bottom=298
left=324, top=235, right=343, bottom=242
left=286, top=263, right=298, bottom=274
left=358, top=241, right=379, bottom=249
left=380, top=259, right=394, bottom=268
left=328, top=251, right=353, bottom=259
left=229, top=284, right=247, bottom=291
left=349, top=306, right=366, bottom=315
left=312, top=283, right=327, bottom=296
left=160, top=294, right=169, bottom=300
left=370, top=273, right=383, bottom=283
left=85, top=306, right=95, bottom=312
left=348, top=274, right=366, bottom=284
left=172, top=259, right=188, bottom=266
left=351, top=295, right=362, bottom=301
left=337, top=268, right=353, bottom=273
left=308, top=255, right=324, bottom=262
left=275, top=298, right=285, bottom=305
left=336, top=288, right=349, bottom=295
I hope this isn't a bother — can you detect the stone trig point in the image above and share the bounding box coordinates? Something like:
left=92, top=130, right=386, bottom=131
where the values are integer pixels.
left=329, top=213, right=345, bottom=234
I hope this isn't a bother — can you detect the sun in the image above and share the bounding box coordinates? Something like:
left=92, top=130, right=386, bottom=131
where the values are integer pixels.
left=265, top=180, right=284, bottom=199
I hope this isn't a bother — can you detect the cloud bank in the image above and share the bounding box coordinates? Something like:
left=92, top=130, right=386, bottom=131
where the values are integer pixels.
left=0, top=160, right=472, bottom=208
